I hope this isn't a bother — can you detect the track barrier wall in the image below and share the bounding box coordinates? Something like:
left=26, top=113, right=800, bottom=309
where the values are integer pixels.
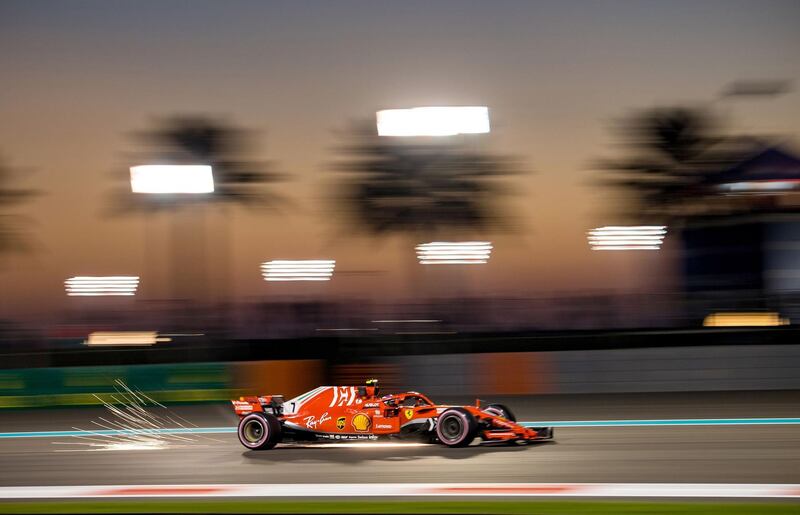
left=392, top=344, right=800, bottom=396
left=0, top=360, right=324, bottom=408
left=1, top=345, right=798, bottom=408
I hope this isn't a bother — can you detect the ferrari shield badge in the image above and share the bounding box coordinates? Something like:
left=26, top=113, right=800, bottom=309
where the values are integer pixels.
left=404, top=408, right=414, bottom=420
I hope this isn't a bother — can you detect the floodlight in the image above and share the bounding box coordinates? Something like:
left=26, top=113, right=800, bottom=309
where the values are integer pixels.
left=376, top=106, right=490, bottom=137
left=130, top=165, right=214, bottom=194
left=588, top=226, right=667, bottom=250
left=261, top=260, right=336, bottom=281
left=65, top=276, right=140, bottom=296
left=415, top=242, right=492, bottom=264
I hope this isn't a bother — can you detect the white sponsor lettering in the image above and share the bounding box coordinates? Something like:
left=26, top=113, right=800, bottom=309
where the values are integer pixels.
left=375, top=424, right=392, bottom=429
left=318, top=433, right=377, bottom=440
left=304, top=412, right=332, bottom=429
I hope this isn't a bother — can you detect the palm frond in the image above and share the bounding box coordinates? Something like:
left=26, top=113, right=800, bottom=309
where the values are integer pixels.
left=594, top=106, right=736, bottom=223
left=110, top=116, right=283, bottom=215
left=0, top=158, right=39, bottom=255
left=331, top=120, right=520, bottom=238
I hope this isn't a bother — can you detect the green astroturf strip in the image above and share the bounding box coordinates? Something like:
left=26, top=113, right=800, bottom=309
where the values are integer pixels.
left=0, top=500, right=797, bottom=514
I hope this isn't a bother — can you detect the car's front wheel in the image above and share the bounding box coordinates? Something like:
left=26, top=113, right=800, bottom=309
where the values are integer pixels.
left=237, top=412, right=282, bottom=450
left=436, top=408, right=477, bottom=447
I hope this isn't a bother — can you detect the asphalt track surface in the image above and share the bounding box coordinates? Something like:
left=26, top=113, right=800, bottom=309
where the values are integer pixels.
left=0, top=391, right=798, bottom=487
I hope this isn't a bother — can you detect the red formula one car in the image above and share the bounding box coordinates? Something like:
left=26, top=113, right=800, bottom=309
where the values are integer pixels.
left=231, top=380, right=553, bottom=449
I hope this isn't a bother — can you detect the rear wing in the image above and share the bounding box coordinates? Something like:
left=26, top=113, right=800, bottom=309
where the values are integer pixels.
left=231, top=395, right=284, bottom=417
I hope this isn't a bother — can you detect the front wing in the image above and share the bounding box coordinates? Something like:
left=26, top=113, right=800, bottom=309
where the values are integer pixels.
left=465, top=407, right=554, bottom=442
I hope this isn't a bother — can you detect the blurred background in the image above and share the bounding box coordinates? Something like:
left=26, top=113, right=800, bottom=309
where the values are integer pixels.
left=0, top=0, right=800, bottom=513
left=0, top=1, right=799, bottom=510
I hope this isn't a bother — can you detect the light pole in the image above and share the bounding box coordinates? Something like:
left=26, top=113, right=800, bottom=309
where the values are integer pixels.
left=587, top=226, right=668, bottom=324
left=129, top=164, right=214, bottom=307
left=375, top=106, right=494, bottom=301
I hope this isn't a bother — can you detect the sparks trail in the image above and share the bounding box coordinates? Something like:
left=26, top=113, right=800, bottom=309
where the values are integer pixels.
left=55, top=380, right=224, bottom=452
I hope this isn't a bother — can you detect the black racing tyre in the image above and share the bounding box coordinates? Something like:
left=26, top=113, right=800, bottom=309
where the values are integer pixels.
left=436, top=408, right=478, bottom=447
left=238, top=412, right=282, bottom=450
left=482, top=403, right=516, bottom=422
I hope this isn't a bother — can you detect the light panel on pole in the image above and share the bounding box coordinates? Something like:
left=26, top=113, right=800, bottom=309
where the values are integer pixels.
left=65, top=276, right=140, bottom=296
left=130, top=165, right=214, bottom=194
left=587, top=226, right=667, bottom=250
left=261, top=260, right=336, bottom=281
left=416, top=242, right=493, bottom=264
left=376, top=106, right=490, bottom=137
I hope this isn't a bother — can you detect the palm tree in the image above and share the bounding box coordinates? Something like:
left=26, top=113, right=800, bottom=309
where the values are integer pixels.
left=332, top=121, right=518, bottom=238
left=0, top=157, right=38, bottom=258
left=111, top=116, right=282, bottom=214
left=110, top=116, right=282, bottom=309
left=593, top=106, right=781, bottom=316
left=0, top=156, right=38, bottom=321
left=331, top=120, right=520, bottom=302
left=596, top=106, right=737, bottom=223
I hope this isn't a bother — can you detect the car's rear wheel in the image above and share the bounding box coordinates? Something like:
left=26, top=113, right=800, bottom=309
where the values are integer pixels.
left=436, top=408, right=477, bottom=447
left=238, top=412, right=282, bottom=450
left=483, top=403, right=516, bottom=422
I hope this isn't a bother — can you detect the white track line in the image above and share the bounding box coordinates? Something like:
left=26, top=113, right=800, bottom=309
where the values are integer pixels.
left=0, top=483, right=798, bottom=499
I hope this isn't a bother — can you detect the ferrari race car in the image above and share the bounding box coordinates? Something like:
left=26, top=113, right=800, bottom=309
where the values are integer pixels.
left=231, top=379, right=553, bottom=449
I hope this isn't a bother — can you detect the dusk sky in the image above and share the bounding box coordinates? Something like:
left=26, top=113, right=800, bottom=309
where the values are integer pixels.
left=1, top=0, right=799, bottom=320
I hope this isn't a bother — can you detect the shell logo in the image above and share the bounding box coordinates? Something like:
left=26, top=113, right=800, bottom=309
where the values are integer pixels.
left=351, top=413, right=371, bottom=432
